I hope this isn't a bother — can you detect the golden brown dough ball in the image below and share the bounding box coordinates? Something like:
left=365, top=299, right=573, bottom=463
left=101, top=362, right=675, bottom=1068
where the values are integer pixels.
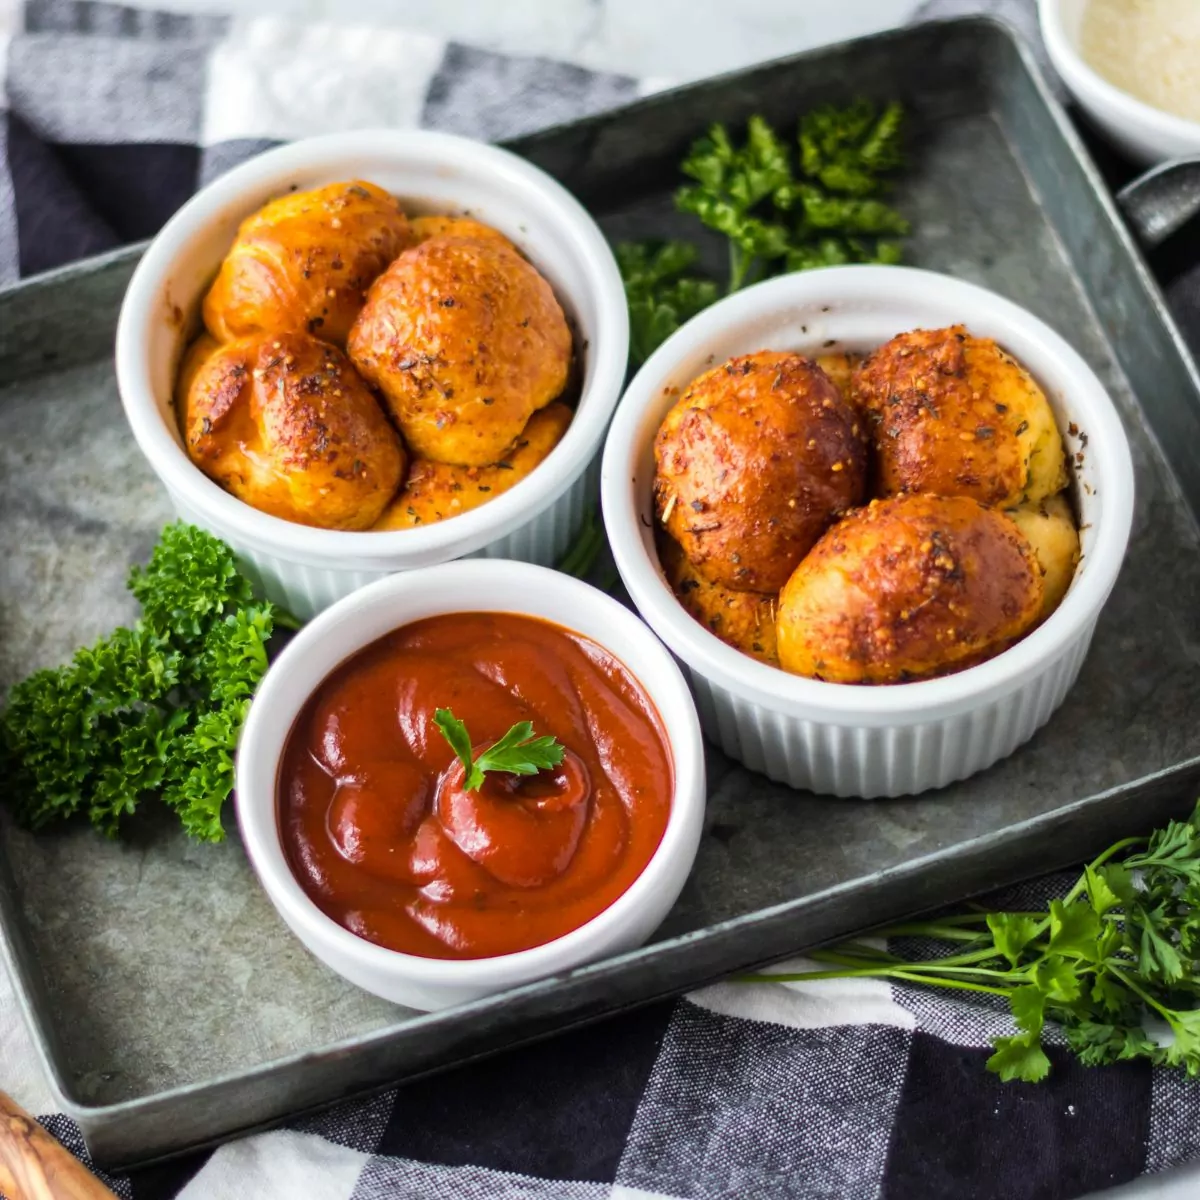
left=654, top=351, right=868, bottom=594
left=814, top=352, right=863, bottom=411
left=660, top=536, right=778, bottom=665
left=776, top=493, right=1043, bottom=684
left=202, top=181, right=410, bottom=347
left=409, top=215, right=513, bottom=246
left=854, top=326, right=1067, bottom=509
left=1007, top=492, right=1079, bottom=619
left=373, top=403, right=571, bottom=530
left=347, top=235, right=572, bottom=466
left=179, top=330, right=405, bottom=530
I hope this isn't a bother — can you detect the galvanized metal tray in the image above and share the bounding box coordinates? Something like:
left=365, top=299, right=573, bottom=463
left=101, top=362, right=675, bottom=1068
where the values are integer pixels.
left=4, top=15, right=1200, bottom=1168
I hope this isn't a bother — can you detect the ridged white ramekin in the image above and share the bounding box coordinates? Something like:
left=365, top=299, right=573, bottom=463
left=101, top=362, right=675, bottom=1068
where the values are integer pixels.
left=601, top=265, right=1136, bottom=799
left=115, top=131, right=629, bottom=620
left=236, top=561, right=706, bottom=1011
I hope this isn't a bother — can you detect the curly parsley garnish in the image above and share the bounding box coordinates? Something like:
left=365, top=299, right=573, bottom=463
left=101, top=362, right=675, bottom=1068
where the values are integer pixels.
left=433, top=709, right=565, bottom=793
left=617, top=100, right=909, bottom=365
left=741, top=801, right=1200, bottom=1082
left=616, top=241, right=721, bottom=367
left=0, top=522, right=297, bottom=842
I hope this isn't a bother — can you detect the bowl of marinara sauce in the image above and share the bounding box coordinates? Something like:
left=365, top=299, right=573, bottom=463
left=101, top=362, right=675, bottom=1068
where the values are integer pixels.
left=235, top=559, right=706, bottom=1010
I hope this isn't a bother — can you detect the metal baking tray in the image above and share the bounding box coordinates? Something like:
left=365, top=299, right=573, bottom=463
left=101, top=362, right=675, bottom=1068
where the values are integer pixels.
left=4, top=15, right=1200, bottom=1168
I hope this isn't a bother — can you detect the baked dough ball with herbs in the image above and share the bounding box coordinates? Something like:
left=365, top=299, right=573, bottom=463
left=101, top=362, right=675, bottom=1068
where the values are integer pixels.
left=654, top=351, right=868, bottom=594
left=374, top=403, right=571, bottom=530
left=202, top=181, right=410, bottom=347
left=776, top=493, right=1043, bottom=684
left=1007, top=493, right=1080, bottom=619
left=408, top=215, right=514, bottom=247
left=659, top=536, right=779, bottom=666
left=814, top=352, right=863, bottom=411
left=854, top=326, right=1067, bottom=508
left=348, top=232, right=572, bottom=466
left=178, top=331, right=405, bottom=530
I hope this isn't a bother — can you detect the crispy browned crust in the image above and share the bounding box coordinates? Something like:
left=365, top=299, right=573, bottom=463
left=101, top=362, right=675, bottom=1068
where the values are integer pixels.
left=347, top=234, right=572, bottom=466
left=373, top=402, right=571, bottom=529
left=408, top=215, right=513, bottom=247
left=653, top=351, right=868, bottom=593
left=179, top=330, right=405, bottom=529
left=776, top=493, right=1044, bottom=684
left=854, top=326, right=1067, bottom=508
left=659, top=534, right=779, bottom=665
left=202, top=181, right=410, bottom=347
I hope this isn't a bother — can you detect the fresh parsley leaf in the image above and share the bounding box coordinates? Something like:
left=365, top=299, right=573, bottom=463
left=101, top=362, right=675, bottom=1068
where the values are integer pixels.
left=1085, top=863, right=1126, bottom=914
left=987, top=912, right=1039, bottom=967
left=433, top=709, right=476, bottom=782
left=1, top=522, right=285, bottom=842
left=615, top=102, right=909, bottom=368
left=1047, top=899, right=1105, bottom=962
left=799, top=99, right=906, bottom=190
left=740, top=801, right=1200, bottom=1085
left=1033, top=956, right=1083, bottom=1006
left=1161, top=1007, right=1200, bottom=1076
left=433, top=709, right=565, bottom=793
left=1009, top=985, right=1046, bottom=1037
left=987, top=1034, right=1052, bottom=1084
left=1135, top=910, right=1186, bottom=985
left=616, top=240, right=720, bottom=367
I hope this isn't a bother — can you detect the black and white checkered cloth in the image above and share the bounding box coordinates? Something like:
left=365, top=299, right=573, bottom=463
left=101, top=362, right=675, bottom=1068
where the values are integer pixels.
left=2, top=1, right=1200, bottom=1197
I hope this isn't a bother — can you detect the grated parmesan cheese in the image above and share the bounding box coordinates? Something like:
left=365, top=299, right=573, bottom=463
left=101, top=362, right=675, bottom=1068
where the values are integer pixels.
left=1081, top=0, right=1200, bottom=123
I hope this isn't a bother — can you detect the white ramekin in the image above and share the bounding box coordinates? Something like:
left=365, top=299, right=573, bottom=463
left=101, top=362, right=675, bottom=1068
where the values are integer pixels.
left=235, top=560, right=706, bottom=1011
left=1039, top=0, right=1200, bottom=164
left=601, top=265, right=1135, bottom=799
left=115, top=131, right=629, bottom=620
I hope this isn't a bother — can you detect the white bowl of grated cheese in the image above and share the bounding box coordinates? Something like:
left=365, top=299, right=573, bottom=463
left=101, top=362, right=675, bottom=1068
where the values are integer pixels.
left=1040, top=0, right=1200, bottom=164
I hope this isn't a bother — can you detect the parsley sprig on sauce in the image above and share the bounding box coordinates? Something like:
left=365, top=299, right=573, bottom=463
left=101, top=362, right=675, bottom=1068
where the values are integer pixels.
left=617, top=99, right=909, bottom=365
left=742, top=802, right=1200, bottom=1082
left=434, top=709, right=565, bottom=793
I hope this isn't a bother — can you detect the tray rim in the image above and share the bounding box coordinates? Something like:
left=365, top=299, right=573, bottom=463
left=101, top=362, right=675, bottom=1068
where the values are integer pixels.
left=2, top=10, right=1200, bottom=1157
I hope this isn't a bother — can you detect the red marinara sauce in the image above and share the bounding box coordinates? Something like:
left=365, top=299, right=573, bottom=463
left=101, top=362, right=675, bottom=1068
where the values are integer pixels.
left=278, top=612, right=674, bottom=959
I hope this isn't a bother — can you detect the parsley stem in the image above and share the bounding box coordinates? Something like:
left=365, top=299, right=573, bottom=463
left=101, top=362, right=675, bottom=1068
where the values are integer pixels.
left=807, top=949, right=898, bottom=969
left=739, top=965, right=1012, bottom=997
left=727, top=242, right=752, bottom=294
left=873, top=924, right=988, bottom=942
left=1108, top=964, right=1175, bottom=1022
left=1063, top=837, right=1148, bottom=905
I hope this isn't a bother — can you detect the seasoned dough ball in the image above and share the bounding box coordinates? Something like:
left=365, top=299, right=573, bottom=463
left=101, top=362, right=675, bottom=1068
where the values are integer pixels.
left=409, top=215, right=512, bottom=246
left=203, top=181, right=410, bottom=346
left=654, top=351, right=868, bottom=593
left=179, top=331, right=405, bottom=530
left=374, top=403, right=571, bottom=530
left=854, top=326, right=1067, bottom=508
left=776, top=493, right=1043, bottom=684
left=814, top=352, right=863, bottom=411
left=1007, top=493, right=1080, bottom=619
left=347, top=235, right=572, bottom=466
left=660, top=536, right=778, bottom=665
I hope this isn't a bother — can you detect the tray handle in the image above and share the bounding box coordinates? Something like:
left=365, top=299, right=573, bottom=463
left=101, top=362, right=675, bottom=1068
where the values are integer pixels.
left=1116, top=156, right=1200, bottom=249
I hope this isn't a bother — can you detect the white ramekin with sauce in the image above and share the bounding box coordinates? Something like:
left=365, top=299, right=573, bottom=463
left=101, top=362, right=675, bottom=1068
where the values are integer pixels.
left=235, top=560, right=705, bottom=1011
left=116, top=131, right=629, bottom=620
left=601, top=265, right=1135, bottom=799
